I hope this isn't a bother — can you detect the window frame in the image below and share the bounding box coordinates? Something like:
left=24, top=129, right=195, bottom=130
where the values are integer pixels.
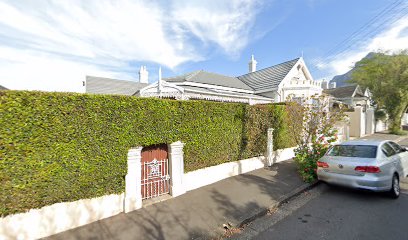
left=388, top=141, right=402, bottom=154
left=381, top=142, right=397, bottom=157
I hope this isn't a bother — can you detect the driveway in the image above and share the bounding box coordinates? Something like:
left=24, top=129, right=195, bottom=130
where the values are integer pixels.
left=359, top=132, right=408, bottom=146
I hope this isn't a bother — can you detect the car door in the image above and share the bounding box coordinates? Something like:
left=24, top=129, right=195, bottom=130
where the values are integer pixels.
left=389, top=141, right=408, bottom=177
left=381, top=142, right=402, bottom=177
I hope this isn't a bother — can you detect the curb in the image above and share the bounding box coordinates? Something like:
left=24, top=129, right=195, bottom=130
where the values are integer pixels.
left=236, top=180, right=320, bottom=228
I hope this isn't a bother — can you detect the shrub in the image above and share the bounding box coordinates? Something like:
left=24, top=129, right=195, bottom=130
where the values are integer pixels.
left=0, top=91, right=296, bottom=216
left=287, top=96, right=345, bottom=182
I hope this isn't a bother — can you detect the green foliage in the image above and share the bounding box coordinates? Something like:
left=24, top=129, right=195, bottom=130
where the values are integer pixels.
left=351, top=51, right=408, bottom=134
left=294, top=133, right=338, bottom=182
left=374, top=109, right=387, bottom=121
left=0, top=91, right=297, bottom=216
left=287, top=95, right=345, bottom=182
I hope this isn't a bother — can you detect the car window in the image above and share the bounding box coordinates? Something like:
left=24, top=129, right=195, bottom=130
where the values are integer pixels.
left=388, top=141, right=402, bottom=153
left=327, top=145, right=377, bottom=158
left=382, top=143, right=397, bottom=157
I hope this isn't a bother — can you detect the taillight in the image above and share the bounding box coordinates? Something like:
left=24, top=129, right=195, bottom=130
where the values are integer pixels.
left=354, top=166, right=381, bottom=173
left=317, top=161, right=329, bottom=168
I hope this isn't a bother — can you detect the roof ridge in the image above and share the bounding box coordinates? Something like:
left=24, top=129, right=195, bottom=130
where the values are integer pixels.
left=185, top=70, right=203, bottom=81
left=324, top=85, right=357, bottom=91
left=238, top=57, right=300, bottom=77
left=86, top=75, right=142, bottom=84
left=195, top=70, right=235, bottom=78
left=197, top=70, right=255, bottom=90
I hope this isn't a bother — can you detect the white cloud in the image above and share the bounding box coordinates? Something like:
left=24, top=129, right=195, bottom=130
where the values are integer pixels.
left=315, top=15, right=408, bottom=78
left=0, top=0, right=262, bottom=91
left=171, top=0, right=262, bottom=56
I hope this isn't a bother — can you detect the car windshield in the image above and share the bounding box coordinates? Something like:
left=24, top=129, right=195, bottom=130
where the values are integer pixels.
left=327, top=145, right=377, bottom=158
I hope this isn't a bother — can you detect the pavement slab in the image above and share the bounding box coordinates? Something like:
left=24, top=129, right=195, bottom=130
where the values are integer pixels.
left=45, top=160, right=308, bottom=240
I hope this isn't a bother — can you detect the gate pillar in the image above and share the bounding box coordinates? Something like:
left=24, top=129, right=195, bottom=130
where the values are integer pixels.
left=168, top=141, right=186, bottom=197
left=266, top=128, right=274, bottom=166
left=124, top=147, right=143, bottom=213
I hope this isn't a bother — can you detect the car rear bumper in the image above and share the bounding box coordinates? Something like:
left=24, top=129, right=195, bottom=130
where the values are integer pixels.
left=317, top=169, right=392, bottom=192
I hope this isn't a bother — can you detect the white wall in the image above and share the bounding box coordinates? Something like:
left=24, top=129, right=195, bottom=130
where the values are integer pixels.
left=360, top=109, right=366, bottom=137
left=0, top=194, right=124, bottom=240
left=1, top=145, right=296, bottom=240
left=346, top=107, right=362, bottom=138
left=376, top=120, right=388, bottom=132
left=365, top=108, right=375, bottom=135
left=402, top=113, right=408, bottom=125
left=184, top=147, right=296, bottom=192
left=345, top=106, right=374, bottom=138
left=184, top=156, right=265, bottom=192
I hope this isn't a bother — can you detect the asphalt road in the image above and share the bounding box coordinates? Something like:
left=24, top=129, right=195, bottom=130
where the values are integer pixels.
left=230, top=133, right=408, bottom=240
left=230, top=183, right=408, bottom=240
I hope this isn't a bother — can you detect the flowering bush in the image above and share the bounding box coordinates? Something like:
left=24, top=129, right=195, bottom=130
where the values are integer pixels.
left=294, top=131, right=338, bottom=182
left=287, top=95, right=344, bottom=182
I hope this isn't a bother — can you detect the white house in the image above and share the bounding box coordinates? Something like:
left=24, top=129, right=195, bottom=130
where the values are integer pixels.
left=131, top=56, right=322, bottom=104
left=237, top=56, right=322, bottom=102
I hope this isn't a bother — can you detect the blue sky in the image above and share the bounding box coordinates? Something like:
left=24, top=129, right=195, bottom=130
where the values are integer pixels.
left=0, top=0, right=407, bottom=92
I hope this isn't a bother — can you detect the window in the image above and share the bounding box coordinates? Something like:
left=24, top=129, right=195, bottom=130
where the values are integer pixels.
left=327, top=145, right=377, bottom=158
left=382, top=143, right=396, bottom=157
left=388, top=141, right=402, bottom=153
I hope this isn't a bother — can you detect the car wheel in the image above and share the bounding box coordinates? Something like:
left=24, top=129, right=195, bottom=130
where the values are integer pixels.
left=389, top=174, right=400, bottom=199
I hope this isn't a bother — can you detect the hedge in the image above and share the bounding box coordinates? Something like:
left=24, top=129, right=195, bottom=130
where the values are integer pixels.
left=0, top=91, right=298, bottom=216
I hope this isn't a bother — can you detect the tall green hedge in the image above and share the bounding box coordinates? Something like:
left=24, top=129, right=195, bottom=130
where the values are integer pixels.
left=0, top=91, right=297, bottom=216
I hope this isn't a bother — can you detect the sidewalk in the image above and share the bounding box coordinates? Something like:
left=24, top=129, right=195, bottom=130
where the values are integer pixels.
left=45, top=160, right=310, bottom=240
left=359, top=131, right=408, bottom=146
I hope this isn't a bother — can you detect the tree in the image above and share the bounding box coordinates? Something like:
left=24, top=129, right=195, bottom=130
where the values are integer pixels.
left=351, top=51, right=408, bottom=134
left=286, top=95, right=345, bottom=182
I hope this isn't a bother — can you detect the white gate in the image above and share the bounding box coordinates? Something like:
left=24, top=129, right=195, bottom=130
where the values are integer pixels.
left=141, top=144, right=171, bottom=200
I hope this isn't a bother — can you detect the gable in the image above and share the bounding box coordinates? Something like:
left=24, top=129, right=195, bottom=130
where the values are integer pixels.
left=138, top=80, right=184, bottom=96
left=323, top=85, right=359, bottom=98
left=237, top=58, right=300, bottom=92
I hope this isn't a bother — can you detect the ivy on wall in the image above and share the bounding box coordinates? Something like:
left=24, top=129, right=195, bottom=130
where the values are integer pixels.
left=0, top=91, right=299, bottom=216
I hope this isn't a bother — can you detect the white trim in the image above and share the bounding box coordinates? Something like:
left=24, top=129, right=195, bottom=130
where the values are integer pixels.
left=278, top=59, right=301, bottom=89
left=138, top=80, right=184, bottom=96
left=186, top=93, right=271, bottom=104
left=174, top=81, right=254, bottom=94
left=282, top=86, right=323, bottom=91
left=142, top=91, right=272, bottom=104
left=297, top=57, right=314, bottom=81
left=254, top=87, right=279, bottom=94
left=184, top=88, right=272, bottom=101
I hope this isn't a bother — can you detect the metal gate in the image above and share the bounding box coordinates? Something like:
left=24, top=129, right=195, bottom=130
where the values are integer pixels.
left=141, top=144, right=170, bottom=200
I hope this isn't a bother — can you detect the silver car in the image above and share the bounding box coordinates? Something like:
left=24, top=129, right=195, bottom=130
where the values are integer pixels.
left=317, top=140, right=408, bottom=198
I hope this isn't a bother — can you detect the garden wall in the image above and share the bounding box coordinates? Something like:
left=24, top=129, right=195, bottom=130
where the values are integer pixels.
left=0, top=91, right=299, bottom=217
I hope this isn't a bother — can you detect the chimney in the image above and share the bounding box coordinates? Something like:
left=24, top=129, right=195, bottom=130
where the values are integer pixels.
left=248, top=54, right=257, bottom=73
left=321, top=79, right=329, bottom=89
left=139, top=66, right=149, bottom=84
left=329, top=82, right=336, bottom=89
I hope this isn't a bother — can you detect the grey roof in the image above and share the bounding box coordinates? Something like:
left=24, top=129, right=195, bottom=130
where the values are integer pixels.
left=165, top=70, right=253, bottom=91
left=237, top=58, right=300, bottom=92
left=0, top=85, right=8, bottom=90
left=86, top=76, right=148, bottom=95
left=323, top=85, right=364, bottom=98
